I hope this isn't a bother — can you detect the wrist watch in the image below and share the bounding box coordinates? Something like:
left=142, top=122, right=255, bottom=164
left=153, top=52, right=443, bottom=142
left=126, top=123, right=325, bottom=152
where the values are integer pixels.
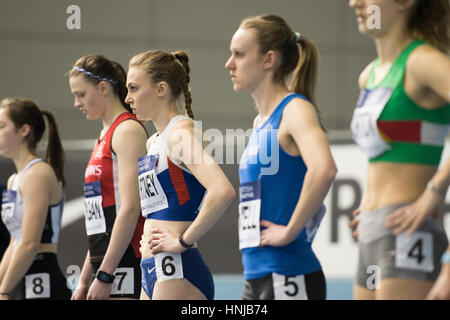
left=96, top=270, right=115, bottom=284
left=178, top=232, right=193, bottom=249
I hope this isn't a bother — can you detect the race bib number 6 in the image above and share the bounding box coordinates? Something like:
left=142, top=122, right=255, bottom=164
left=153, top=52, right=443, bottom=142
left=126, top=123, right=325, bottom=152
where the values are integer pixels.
left=154, top=253, right=184, bottom=282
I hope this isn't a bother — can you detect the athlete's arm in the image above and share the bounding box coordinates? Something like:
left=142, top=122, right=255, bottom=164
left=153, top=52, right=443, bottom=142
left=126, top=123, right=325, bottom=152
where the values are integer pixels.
left=0, top=238, right=14, bottom=286
left=0, top=164, right=52, bottom=295
left=260, top=99, right=337, bottom=247
left=386, top=157, right=450, bottom=235
left=86, top=120, right=147, bottom=300
left=408, top=45, right=450, bottom=104
left=71, top=250, right=93, bottom=300
left=149, top=120, right=236, bottom=254
left=0, top=175, right=16, bottom=286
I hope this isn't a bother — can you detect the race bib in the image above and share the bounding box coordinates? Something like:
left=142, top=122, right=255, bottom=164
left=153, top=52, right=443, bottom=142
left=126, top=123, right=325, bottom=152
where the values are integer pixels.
left=238, top=180, right=261, bottom=250
left=1, top=190, right=20, bottom=235
left=111, top=267, right=134, bottom=295
left=395, top=232, right=433, bottom=272
left=351, top=87, right=393, bottom=158
left=272, top=273, right=308, bottom=300
left=138, top=155, right=168, bottom=217
left=154, top=252, right=184, bottom=282
left=83, top=181, right=106, bottom=236
left=25, top=273, right=51, bottom=299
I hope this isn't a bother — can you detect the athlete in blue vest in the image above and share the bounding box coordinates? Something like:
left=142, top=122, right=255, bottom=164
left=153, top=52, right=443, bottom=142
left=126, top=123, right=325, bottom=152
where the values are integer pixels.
left=226, top=14, right=337, bottom=300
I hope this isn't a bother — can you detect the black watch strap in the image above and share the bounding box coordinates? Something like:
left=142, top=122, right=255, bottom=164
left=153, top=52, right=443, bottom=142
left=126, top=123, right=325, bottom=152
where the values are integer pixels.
left=96, top=270, right=115, bottom=284
left=178, top=232, right=193, bottom=249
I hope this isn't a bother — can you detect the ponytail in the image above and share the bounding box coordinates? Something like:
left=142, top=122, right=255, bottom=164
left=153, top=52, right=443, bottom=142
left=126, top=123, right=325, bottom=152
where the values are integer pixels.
left=241, top=15, right=326, bottom=131
left=173, top=51, right=194, bottom=119
left=289, top=36, right=325, bottom=131
left=41, top=110, right=66, bottom=186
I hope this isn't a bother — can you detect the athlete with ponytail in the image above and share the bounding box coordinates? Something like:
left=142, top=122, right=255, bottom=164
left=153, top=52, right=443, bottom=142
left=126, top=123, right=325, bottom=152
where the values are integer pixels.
left=348, top=0, right=450, bottom=299
left=126, top=49, right=235, bottom=300
left=225, top=14, right=337, bottom=300
left=68, top=55, right=148, bottom=300
left=0, top=98, right=71, bottom=300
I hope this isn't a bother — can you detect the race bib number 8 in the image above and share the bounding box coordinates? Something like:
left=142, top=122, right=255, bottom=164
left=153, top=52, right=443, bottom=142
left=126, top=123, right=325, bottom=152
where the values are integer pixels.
left=25, top=273, right=51, bottom=299
left=395, top=232, right=433, bottom=272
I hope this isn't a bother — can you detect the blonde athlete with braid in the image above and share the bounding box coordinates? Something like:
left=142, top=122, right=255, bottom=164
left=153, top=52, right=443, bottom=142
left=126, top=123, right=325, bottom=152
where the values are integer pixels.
left=126, top=50, right=235, bottom=300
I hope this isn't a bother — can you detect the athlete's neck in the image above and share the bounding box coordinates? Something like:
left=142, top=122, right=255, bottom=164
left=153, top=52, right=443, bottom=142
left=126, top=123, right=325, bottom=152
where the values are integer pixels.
left=251, top=82, right=290, bottom=123
left=12, top=148, right=38, bottom=174
left=101, top=100, right=129, bottom=130
left=374, top=26, right=414, bottom=64
left=152, top=103, right=182, bottom=135
left=99, top=100, right=129, bottom=139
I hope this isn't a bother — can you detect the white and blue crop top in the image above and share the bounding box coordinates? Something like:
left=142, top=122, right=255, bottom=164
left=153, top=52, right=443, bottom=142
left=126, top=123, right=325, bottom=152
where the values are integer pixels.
left=1, top=158, right=64, bottom=245
left=138, top=115, right=207, bottom=221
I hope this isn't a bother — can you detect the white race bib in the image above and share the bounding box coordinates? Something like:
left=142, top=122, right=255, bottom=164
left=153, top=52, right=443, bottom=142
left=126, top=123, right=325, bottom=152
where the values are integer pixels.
left=351, top=87, right=393, bottom=158
left=154, top=252, right=184, bottom=282
left=395, top=232, right=434, bottom=272
left=111, top=267, right=134, bottom=295
left=1, top=190, right=20, bottom=236
left=138, top=155, right=168, bottom=217
left=238, top=180, right=261, bottom=250
left=83, top=181, right=106, bottom=236
left=25, top=273, right=51, bottom=299
left=272, top=273, right=308, bottom=300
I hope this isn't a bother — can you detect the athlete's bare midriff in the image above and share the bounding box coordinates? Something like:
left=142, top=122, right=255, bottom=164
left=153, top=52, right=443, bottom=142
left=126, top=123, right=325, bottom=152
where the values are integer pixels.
left=362, top=162, right=437, bottom=211
left=140, top=219, right=194, bottom=259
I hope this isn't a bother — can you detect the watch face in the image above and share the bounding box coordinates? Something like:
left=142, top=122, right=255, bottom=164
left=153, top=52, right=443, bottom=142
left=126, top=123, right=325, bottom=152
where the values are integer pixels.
left=97, top=271, right=114, bottom=283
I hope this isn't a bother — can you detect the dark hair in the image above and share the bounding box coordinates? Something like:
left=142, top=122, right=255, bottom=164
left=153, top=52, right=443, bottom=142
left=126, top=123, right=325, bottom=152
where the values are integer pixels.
left=240, top=14, right=325, bottom=131
left=69, top=54, right=132, bottom=113
left=407, top=0, right=449, bottom=52
left=129, top=50, right=194, bottom=119
left=0, top=98, right=65, bottom=186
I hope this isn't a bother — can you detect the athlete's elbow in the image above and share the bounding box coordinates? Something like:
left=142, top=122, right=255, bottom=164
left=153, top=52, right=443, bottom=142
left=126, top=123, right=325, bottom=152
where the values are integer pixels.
left=216, top=182, right=236, bottom=207
left=323, top=162, right=337, bottom=187
left=18, top=240, right=40, bottom=254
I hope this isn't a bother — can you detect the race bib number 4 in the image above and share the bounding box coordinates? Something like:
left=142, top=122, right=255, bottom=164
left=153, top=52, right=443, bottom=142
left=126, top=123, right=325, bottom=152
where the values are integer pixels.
left=395, top=232, right=433, bottom=272
left=138, top=155, right=168, bottom=216
left=83, top=181, right=106, bottom=236
left=238, top=180, right=261, bottom=250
